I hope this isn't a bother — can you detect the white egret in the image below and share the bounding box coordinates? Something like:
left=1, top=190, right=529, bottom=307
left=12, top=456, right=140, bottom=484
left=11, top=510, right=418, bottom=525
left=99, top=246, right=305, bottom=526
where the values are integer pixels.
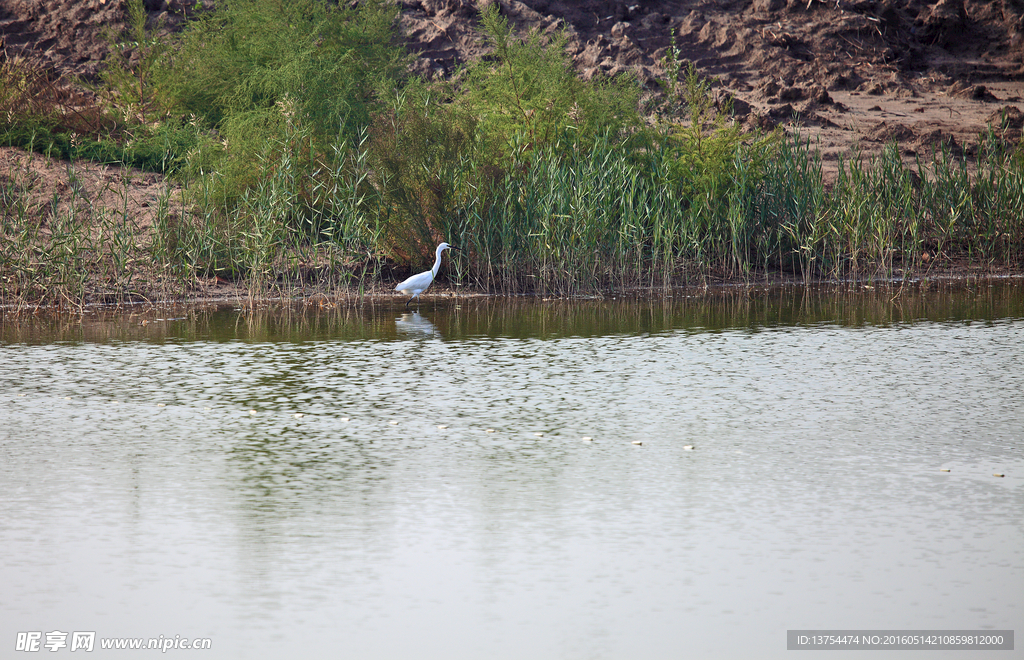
left=394, top=242, right=459, bottom=306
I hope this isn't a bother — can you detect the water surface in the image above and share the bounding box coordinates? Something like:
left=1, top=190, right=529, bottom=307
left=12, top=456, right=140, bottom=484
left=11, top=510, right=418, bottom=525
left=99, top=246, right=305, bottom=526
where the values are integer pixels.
left=2, top=285, right=1022, bottom=659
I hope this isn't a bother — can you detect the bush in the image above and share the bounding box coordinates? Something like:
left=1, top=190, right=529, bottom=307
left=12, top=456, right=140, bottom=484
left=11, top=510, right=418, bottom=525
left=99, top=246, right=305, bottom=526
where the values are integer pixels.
left=456, top=3, right=642, bottom=153
left=157, top=0, right=407, bottom=194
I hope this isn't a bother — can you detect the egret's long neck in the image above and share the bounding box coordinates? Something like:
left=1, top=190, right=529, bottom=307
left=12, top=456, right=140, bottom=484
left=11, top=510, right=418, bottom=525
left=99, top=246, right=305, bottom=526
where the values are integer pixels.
left=431, top=247, right=445, bottom=277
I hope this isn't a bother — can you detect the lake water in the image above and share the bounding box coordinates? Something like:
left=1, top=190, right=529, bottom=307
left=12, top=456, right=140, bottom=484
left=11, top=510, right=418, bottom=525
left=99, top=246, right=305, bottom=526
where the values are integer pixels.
left=2, top=284, right=1022, bottom=659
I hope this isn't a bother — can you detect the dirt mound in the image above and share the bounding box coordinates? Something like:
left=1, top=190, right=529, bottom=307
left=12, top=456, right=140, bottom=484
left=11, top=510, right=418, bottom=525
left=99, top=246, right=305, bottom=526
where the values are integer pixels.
left=0, top=0, right=198, bottom=79
left=3, top=0, right=1023, bottom=169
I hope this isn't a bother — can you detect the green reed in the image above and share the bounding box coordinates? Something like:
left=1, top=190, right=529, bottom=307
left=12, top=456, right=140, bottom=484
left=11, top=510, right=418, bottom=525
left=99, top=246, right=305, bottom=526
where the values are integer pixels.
left=738, top=132, right=1023, bottom=283
left=5, top=114, right=1022, bottom=307
left=327, top=125, right=1022, bottom=296
left=454, top=135, right=667, bottom=295
left=153, top=124, right=381, bottom=300
left=2, top=143, right=182, bottom=309
left=1, top=151, right=89, bottom=308
left=919, top=130, right=1024, bottom=264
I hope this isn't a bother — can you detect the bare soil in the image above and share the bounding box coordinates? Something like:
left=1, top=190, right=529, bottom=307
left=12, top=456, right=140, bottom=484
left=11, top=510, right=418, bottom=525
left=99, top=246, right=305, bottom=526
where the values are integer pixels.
left=0, top=147, right=178, bottom=233
left=398, top=0, right=1024, bottom=170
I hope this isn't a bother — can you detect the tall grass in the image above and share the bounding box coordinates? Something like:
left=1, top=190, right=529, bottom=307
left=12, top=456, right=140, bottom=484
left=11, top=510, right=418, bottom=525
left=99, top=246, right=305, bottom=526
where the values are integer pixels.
left=0, top=147, right=180, bottom=309
left=151, top=123, right=381, bottom=301
left=6, top=102, right=1021, bottom=307
left=750, top=132, right=1024, bottom=282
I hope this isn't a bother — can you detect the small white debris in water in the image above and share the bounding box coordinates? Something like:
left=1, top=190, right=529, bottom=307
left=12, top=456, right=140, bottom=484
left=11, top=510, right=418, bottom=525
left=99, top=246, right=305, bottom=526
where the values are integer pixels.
left=534, top=432, right=544, bottom=437
left=940, top=468, right=951, bottom=472
left=582, top=436, right=593, bottom=442
left=249, top=410, right=257, bottom=415
left=437, top=425, right=448, bottom=430
left=485, top=429, right=495, bottom=433
left=157, top=403, right=166, bottom=407
left=340, top=417, right=350, bottom=422
left=994, top=473, right=1005, bottom=478
left=294, top=413, right=304, bottom=419
left=632, top=440, right=643, bottom=445
left=389, top=420, right=399, bottom=425
left=683, top=445, right=694, bottom=450
left=204, top=407, right=212, bottom=411
left=18, top=394, right=25, bottom=397
left=64, top=397, right=71, bottom=400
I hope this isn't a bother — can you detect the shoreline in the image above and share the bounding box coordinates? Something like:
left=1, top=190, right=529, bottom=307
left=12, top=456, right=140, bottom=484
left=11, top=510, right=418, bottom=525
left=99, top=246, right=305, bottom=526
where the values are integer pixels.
left=3, top=270, right=1022, bottom=316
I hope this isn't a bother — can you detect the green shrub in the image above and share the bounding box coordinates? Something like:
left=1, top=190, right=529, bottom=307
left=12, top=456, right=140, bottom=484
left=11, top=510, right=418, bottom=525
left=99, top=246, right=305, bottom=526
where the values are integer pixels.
left=457, top=3, right=642, bottom=153
left=158, top=0, right=407, bottom=201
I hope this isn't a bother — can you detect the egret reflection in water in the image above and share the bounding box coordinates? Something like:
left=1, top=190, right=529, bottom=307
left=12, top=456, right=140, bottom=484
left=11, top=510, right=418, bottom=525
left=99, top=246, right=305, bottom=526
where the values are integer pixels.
left=394, top=311, right=438, bottom=336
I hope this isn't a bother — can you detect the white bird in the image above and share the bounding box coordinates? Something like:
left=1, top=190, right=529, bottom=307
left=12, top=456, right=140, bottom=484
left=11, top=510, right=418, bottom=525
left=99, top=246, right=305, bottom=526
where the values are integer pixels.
left=394, top=242, right=458, bottom=307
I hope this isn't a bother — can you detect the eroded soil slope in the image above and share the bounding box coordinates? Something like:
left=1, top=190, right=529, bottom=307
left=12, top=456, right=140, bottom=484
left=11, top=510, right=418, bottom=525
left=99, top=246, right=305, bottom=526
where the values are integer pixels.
left=399, top=0, right=1024, bottom=165
left=2, top=0, right=1023, bottom=166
